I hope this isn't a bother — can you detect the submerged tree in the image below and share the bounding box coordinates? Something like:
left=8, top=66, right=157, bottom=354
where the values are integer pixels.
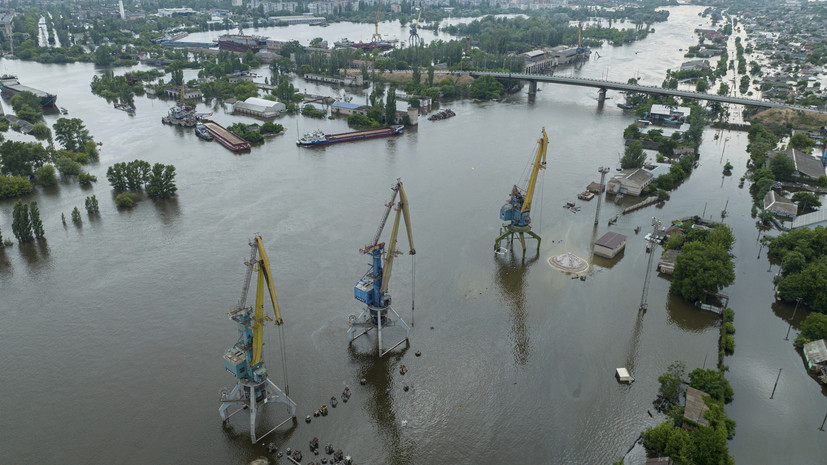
left=29, top=200, right=44, bottom=238
left=146, top=164, right=177, bottom=199
left=12, top=200, right=33, bottom=242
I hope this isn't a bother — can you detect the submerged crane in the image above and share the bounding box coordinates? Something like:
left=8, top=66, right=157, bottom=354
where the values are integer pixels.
left=219, top=235, right=296, bottom=443
left=349, top=179, right=415, bottom=357
left=371, top=0, right=384, bottom=43
left=495, top=128, right=548, bottom=255
left=408, top=6, right=423, bottom=47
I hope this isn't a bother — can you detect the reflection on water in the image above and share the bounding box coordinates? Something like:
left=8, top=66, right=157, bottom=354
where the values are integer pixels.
left=494, top=251, right=538, bottom=366
left=347, top=345, right=411, bottom=465
left=17, top=238, right=51, bottom=267
left=154, top=197, right=182, bottom=226
left=665, top=292, right=718, bottom=332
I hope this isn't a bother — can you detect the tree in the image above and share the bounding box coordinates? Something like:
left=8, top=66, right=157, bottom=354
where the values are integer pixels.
left=621, top=140, right=646, bottom=169
left=30, top=122, right=51, bottom=141
left=770, top=154, right=795, bottom=181
left=0, top=175, right=33, bottom=199
left=116, top=192, right=137, bottom=208
left=53, top=118, right=92, bottom=152
left=688, top=368, right=733, bottom=402
left=146, top=163, right=177, bottom=199
left=789, top=133, right=815, bottom=153
left=54, top=156, right=82, bottom=175
left=623, top=123, right=641, bottom=140
left=782, top=250, right=806, bottom=275
left=71, top=206, right=81, bottom=222
left=795, top=313, right=827, bottom=347
left=85, top=195, right=99, bottom=213
left=106, top=163, right=128, bottom=191
left=78, top=172, right=97, bottom=186
left=385, top=86, right=397, bottom=125
left=35, top=164, right=57, bottom=186
left=671, top=241, right=735, bottom=302
left=470, top=75, right=503, bottom=99
left=657, top=361, right=686, bottom=407
left=29, top=201, right=44, bottom=238
left=94, top=45, right=115, bottom=66
left=12, top=200, right=33, bottom=242
left=0, top=141, right=50, bottom=177
left=791, top=191, right=821, bottom=211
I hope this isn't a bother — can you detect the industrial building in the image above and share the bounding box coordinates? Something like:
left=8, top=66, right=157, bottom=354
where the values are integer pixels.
left=607, top=168, right=654, bottom=196
left=593, top=232, right=627, bottom=259
left=232, top=97, right=286, bottom=118
left=791, top=208, right=827, bottom=229
left=331, top=101, right=369, bottom=116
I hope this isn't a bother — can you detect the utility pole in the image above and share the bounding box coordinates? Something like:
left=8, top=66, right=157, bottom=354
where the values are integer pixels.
left=639, top=217, right=661, bottom=312
left=594, top=167, right=610, bottom=226
left=770, top=368, right=782, bottom=399
left=785, top=297, right=802, bottom=341
left=820, top=410, right=827, bottom=431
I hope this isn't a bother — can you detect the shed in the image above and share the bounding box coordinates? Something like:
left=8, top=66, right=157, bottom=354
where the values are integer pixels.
left=684, top=386, right=710, bottom=427
left=657, top=249, right=681, bottom=274
left=763, top=190, right=798, bottom=218
left=594, top=232, right=627, bottom=258
left=232, top=97, right=286, bottom=118
left=803, top=339, right=827, bottom=370
left=615, top=367, right=634, bottom=383
left=587, top=181, right=605, bottom=193
left=791, top=208, right=827, bottom=229
left=607, top=168, right=654, bottom=196
left=331, top=101, right=369, bottom=116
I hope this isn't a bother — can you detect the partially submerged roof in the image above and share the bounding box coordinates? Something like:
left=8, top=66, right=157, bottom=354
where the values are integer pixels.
left=684, top=386, right=710, bottom=427
left=767, top=148, right=826, bottom=179
left=595, top=232, right=627, bottom=250
left=611, top=168, right=654, bottom=187
left=804, top=339, right=827, bottom=366
left=763, top=190, right=798, bottom=218
left=792, top=208, right=827, bottom=229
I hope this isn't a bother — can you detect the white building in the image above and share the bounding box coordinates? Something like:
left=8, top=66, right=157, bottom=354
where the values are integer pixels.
left=157, top=8, right=199, bottom=17
left=233, top=97, right=286, bottom=118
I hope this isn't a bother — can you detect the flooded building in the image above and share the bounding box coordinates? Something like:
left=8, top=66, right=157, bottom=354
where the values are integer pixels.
left=232, top=97, right=286, bottom=118
left=594, top=232, right=627, bottom=259
left=765, top=148, right=827, bottom=179
left=791, top=208, right=827, bottom=229
left=607, top=168, right=654, bottom=196
left=763, top=190, right=797, bottom=218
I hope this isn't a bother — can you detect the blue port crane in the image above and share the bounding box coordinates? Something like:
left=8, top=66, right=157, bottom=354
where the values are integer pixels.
left=219, top=235, right=296, bottom=443
left=349, top=179, right=415, bottom=357
left=408, top=5, right=423, bottom=48
left=495, top=128, right=548, bottom=255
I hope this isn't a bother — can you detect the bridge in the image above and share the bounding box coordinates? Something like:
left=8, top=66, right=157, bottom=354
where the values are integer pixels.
left=465, top=70, right=827, bottom=115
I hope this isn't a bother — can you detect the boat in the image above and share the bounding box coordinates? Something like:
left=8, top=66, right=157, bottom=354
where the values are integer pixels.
left=577, top=191, right=595, bottom=201
left=296, top=125, right=404, bottom=146
left=60, top=107, right=68, bottom=114
left=200, top=119, right=250, bottom=152
left=616, top=103, right=635, bottom=110
left=195, top=123, right=214, bottom=141
left=162, top=105, right=197, bottom=127
left=636, top=119, right=651, bottom=127
left=217, top=28, right=268, bottom=53
left=0, top=74, right=57, bottom=107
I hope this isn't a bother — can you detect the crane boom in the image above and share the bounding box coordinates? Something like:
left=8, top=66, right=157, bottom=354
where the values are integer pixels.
left=521, top=128, right=548, bottom=214
left=380, top=181, right=415, bottom=294
left=372, top=0, right=383, bottom=42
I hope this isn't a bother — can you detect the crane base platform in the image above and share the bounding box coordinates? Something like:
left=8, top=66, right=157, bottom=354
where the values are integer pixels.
left=495, top=225, right=541, bottom=255
left=348, top=305, right=410, bottom=357
left=219, top=377, right=297, bottom=443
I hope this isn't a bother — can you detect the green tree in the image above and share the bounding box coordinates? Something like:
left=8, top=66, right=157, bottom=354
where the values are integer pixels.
left=782, top=250, right=806, bottom=275
left=54, top=156, right=82, bottom=175
left=789, top=133, right=815, bottom=153
left=71, top=206, right=81, bottom=222
left=385, top=86, right=397, bottom=125
left=791, top=191, right=821, bottom=211
left=94, top=45, right=115, bottom=66
left=621, top=140, right=646, bottom=169
left=78, top=172, right=97, bottom=186
left=623, top=123, right=641, bottom=140
left=795, top=313, right=827, bottom=346
left=146, top=163, right=177, bottom=199
left=688, top=368, right=733, bottom=402
left=35, top=164, right=57, bottom=186
left=470, top=75, right=504, bottom=99
left=106, top=163, right=128, bottom=191
left=29, top=200, right=44, bottom=238
left=115, top=192, right=137, bottom=208
left=671, top=241, right=735, bottom=302
left=0, top=141, right=50, bottom=177
left=85, top=195, right=99, bottom=213
left=30, top=122, right=51, bottom=140
left=770, top=154, right=795, bottom=181
left=427, top=65, right=435, bottom=87
left=0, top=175, right=33, bottom=199
left=657, top=361, right=686, bottom=407
left=12, top=200, right=33, bottom=242
left=53, top=118, right=92, bottom=152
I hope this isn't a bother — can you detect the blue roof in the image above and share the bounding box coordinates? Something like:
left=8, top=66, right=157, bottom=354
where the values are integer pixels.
left=332, top=101, right=362, bottom=110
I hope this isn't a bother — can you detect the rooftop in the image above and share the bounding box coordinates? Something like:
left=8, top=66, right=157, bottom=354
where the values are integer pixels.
left=804, top=339, right=827, bottom=366
left=763, top=190, right=798, bottom=218
left=684, top=386, right=710, bottom=427
left=332, top=101, right=363, bottom=110
left=612, top=168, right=654, bottom=188
left=767, top=148, right=826, bottom=179
left=595, top=231, right=627, bottom=250
left=792, top=208, right=827, bottom=229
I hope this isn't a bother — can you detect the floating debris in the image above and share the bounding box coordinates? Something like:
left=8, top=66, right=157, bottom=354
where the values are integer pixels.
left=266, top=442, right=278, bottom=453
left=415, top=350, right=421, bottom=357
left=360, top=378, right=366, bottom=385
left=549, top=252, right=589, bottom=274
left=292, top=449, right=302, bottom=462
left=310, top=437, right=319, bottom=450
left=403, top=384, right=409, bottom=392
left=305, top=415, right=312, bottom=423
left=330, top=396, right=338, bottom=407
left=399, top=365, right=408, bottom=375
left=427, top=108, right=455, bottom=121
left=325, top=443, right=334, bottom=455
left=319, top=404, right=328, bottom=416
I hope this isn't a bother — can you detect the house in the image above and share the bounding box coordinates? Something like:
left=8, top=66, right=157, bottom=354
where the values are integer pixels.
left=657, top=249, right=681, bottom=274
left=803, top=339, right=827, bottom=370
left=331, top=101, right=369, bottom=116
left=684, top=386, right=711, bottom=427
left=594, top=232, right=627, bottom=258
left=763, top=190, right=798, bottom=218
left=587, top=181, right=605, bottom=193
left=680, top=59, right=711, bottom=72
left=766, top=148, right=826, bottom=179
left=649, top=104, right=691, bottom=122
left=232, top=97, right=286, bottom=118
left=607, top=168, right=654, bottom=196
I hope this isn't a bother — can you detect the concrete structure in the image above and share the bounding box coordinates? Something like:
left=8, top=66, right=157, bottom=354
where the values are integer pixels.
left=594, top=232, right=627, bottom=259
left=607, top=168, right=654, bottom=196
left=763, top=190, right=798, bottom=218
left=649, top=104, right=691, bottom=122
left=164, top=86, right=203, bottom=100
left=791, top=208, right=827, bottom=229
left=803, top=339, right=827, bottom=370
left=233, top=97, right=286, bottom=118
left=657, top=249, right=680, bottom=275
left=684, top=386, right=711, bottom=427
left=766, top=148, right=826, bottom=179
left=331, top=101, right=369, bottom=116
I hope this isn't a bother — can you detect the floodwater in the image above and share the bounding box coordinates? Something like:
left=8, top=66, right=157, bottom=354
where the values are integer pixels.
left=1, top=6, right=825, bottom=464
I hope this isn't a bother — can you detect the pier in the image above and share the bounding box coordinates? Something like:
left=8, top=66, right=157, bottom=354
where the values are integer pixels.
left=623, top=196, right=661, bottom=214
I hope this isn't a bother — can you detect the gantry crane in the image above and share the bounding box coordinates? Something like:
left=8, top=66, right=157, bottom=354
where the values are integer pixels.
left=219, top=235, right=296, bottom=443
left=495, top=128, right=548, bottom=255
left=408, top=6, right=423, bottom=48
left=371, top=0, right=384, bottom=43
left=349, top=179, right=415, bottom=357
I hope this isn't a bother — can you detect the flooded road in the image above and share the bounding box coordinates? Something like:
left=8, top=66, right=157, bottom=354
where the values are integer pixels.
left=1, top=6, right=825, bottom=464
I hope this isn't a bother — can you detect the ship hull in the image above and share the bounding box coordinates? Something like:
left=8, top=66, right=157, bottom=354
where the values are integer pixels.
left=0, top=86, right=57, bottom=107
left=297, top=125, right=404, bottom=146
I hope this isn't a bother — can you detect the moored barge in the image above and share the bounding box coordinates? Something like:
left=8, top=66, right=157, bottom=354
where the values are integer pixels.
left=201, top=119, right=250, bottom=152
left=0, top=74, right=57, bottom=107
left=297, top=125, right=403, bottom=146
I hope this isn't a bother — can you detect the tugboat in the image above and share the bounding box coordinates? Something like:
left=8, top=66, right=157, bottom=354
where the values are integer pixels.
left=195, top=123, right=214, bottom=141
left=162, top=105, right=197, bottom=127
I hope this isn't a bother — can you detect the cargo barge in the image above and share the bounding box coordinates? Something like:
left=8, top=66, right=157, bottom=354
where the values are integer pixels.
left=297, top=125, right=404, bottom=146
left=201, top=119, right=251, bottom=152
left=0, top=74, right=57, bottom=107
left=217, top=31, right=268, bottom=53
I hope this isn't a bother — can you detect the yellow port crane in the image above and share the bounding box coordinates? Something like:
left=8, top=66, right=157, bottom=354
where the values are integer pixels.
left=372, top=0, right=384, bottom=43
left=495, top=128, right=548, bottom=255
left=408, top=6, right=423, bottom=47
left=219, top=235, right=296, bottom=443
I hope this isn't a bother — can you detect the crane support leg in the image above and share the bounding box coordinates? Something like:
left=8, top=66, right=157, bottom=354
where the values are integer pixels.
left=219, top=379, right=297, bottom=443
left=495, top=228, right=541, bottom=254
left=347, top=305, right=410, bottom=358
